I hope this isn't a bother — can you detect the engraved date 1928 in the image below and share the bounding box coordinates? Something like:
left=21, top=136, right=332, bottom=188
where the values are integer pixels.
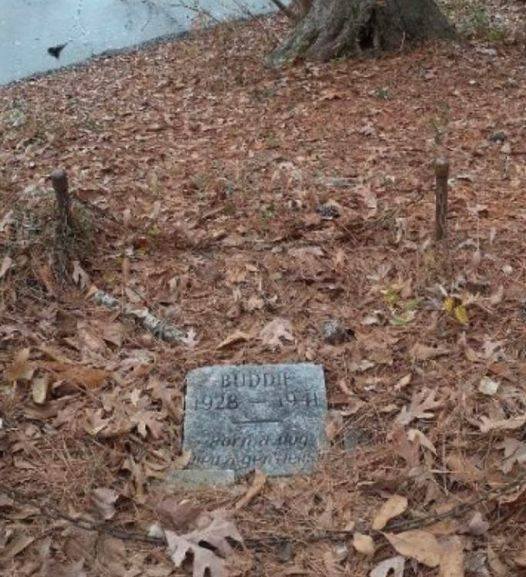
left=193, top=392, right=239, bottom=411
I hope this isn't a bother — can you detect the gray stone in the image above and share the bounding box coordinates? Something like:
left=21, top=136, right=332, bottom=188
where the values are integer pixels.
left=183, top=363, right=327, bottom=479
left=316, top=202, right=341, bottom=220
left=322, top=320, right=354, bottom=345
left=344, top=428, right=371, bottom=452
left=489, top=131, right=507, bottom=143
left=165, top=469, right=236, bottom=488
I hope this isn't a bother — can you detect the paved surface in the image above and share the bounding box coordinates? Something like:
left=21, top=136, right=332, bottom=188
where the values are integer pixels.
left=0, top=0, right=274, bottom=85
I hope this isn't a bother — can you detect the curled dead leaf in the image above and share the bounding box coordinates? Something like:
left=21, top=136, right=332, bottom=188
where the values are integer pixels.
left=410, top=343, right=450, bottom=362
left=259, top=318, right=294, bottom=349
left=155, top=498, right=202, bottom=532
left=0, top=531, right=35, bottom=562
left=353, top=532, right=375, bottom=557
left=478, top=414, right=526, bottom=434
left=439, top=536, right=464, bottom=577
left=165, top=511, right=243, bottom=577
left=384, top=530, right=441, bottom=568
left=372, top=495, right=408, bottom=531
left=91, top=487, right=119, bottom=520
left=31, top=374, right=49, bottom=405
left=235, top=470, right=266, bottom=510
left=466, top=512, right=489, bottom=536
left=172, top=450, right=192, bottom=470
left=72, top=260, right=90, bottom=290
left=6, top=348, right=34, bottom=382
left=217, top=330, right=251, bottom=350
left=370, top=556, right=405, bottom=577
left=0, top=255, right=13, bottom=279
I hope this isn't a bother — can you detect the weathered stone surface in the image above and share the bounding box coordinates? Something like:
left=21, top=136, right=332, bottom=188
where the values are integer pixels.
left=183, top=363, right=327, bottom=478
left=165, top=469, right=236, bottom=488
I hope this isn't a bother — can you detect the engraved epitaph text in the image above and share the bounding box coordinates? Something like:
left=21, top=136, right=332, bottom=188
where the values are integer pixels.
left=183, top=364, right=327, bottom=477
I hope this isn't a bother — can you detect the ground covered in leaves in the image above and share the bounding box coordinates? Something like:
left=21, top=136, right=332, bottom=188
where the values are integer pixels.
left=1, top=3, right=526, bottom=576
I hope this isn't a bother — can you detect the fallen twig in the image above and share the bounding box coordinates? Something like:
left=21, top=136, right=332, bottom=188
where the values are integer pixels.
left=4, top=471, right=526, bottom=550
left=91, top=288, right=194, bottom=345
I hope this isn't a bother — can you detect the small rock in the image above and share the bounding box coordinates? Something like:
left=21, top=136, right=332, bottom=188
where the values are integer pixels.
left=322, top=320, right=353, bottom=345
left=316, top=201, right=341, bottom=220
left=478, top=376, right=499, bottom=396
left=489, top=131, right=507, bottom=143
left=276, top=541, right=294, bottom=563
left=344, top=429, right=370, bottom=452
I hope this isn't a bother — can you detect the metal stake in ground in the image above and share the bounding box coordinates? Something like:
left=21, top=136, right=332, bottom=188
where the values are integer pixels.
left=51, top=169, right=73, bottom=280
left=434, top=157, right=449, bottom=242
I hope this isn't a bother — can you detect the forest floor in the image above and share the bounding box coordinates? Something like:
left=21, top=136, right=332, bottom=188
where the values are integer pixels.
left=1, top=2, right=526, bottom=576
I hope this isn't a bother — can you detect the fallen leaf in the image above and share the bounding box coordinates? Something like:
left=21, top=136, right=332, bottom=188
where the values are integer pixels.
left=353, top=533, right=375, bottom=556
left=40, top=362, right=109, bottom=390
left=31, top=374, right=49, bottom=404
left=100, top=322, right=124, bottom=348
left=372, top=495, right=408, bottom=531
left=410, top=343, right=450, bottom=362
left=259, top=318, right=294, bottom=349
left=91, top=488, right=119, bottom=520
left=499, top=437, right=526, bottom=473
left=454, top=304, right=469, bottom=325
left=384, top=530, right=441, bottom=568
left=172, top=450, right=192, bottom=470
left=43, top=560, right=87, bottom=577
left=165, top=511, right=243, bottom=577
left=6, top=348, right=34, bottom=382
left=395, top=373, right=412, bottom=390
left=370, top=556, right=405, bottom=577
left=246, top=295, right=264, bottom=311
left=155, top=498, right=202, bottom=532
left=0, top=255, right=13, bottom=279
left=515, top=540, right=526, bottom=567
left=96, top=536, right=126, bottom=573
left=0, top=531, right=35, bottom=561
left=396, top=388, right=442, bottom=426
left=217, top=330, right=251, bottom=350
left=478, top=414, right=526, bottom=434
left=319, top=89, right=344, bottom=101
left=478, top=376, right=499, bottom=396
left=439, top=536, right=464, bottom=577
left=488, top=285, right=504, bottom=306
left=235, top=470, right=266, bottom=510
left=487, top=545, right=508, bottom=576
left=131, top=409, right=164, bottom=439
left=446, top=454, right=484, bottom=484
left=390, top=425, right=420, bottom=468
left=466, top=512, right=489, bottom=536
left=407, top=428, right=437, bottom=455
left=72, top=260, right=90, bottom=289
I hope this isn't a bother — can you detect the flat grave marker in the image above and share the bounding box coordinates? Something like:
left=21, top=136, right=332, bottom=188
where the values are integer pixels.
left=182, top=363, right=327, bottom=479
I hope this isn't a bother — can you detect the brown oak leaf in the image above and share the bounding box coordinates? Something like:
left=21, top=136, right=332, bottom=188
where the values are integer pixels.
left=165, top=511, right=243, bottom=577
left=396, top=388, right=442, bottom=426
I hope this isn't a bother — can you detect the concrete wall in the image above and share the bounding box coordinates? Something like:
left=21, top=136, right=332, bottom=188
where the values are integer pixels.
left=0, top=0, right=275, bottom=85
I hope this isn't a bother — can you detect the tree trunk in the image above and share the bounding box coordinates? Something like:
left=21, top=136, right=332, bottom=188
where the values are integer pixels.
left=271, top=0, right=456, bottom=65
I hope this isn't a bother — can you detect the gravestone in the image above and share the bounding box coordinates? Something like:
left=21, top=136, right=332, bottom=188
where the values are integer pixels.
left=182, top=363, right=327, bottom=479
